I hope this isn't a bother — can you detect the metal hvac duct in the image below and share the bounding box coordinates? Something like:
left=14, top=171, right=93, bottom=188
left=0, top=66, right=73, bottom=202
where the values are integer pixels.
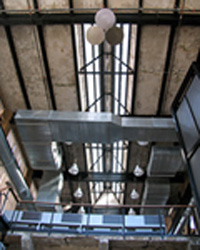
left=15, top=110, right=178, bottom=143
left=147, top=145, right=184, bottom=177
left=36, top=171, right=64, bottom=212
left=0, top=127, right=33, bottom=202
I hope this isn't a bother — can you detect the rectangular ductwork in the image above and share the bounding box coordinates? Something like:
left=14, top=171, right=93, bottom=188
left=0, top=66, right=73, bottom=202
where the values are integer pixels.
left=147, top=145, right=184, bottom=177
left=141, top=180, right=170, bottom=214
left=15, top=110, right=177, bottom=143
left=36, top=171, right=64, bottom=211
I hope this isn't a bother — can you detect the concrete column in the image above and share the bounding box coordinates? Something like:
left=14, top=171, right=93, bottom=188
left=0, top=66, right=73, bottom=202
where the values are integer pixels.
left=99, top=238, right=109, bottom=250
left=21, top=233, right=34, bottom=250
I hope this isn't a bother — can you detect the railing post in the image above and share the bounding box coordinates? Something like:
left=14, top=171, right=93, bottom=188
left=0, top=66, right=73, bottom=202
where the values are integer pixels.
left=86, top=206, right=91, bottom=237
left=122, top=207, right=126, bottom=239
left=158, top=208, right=164, bottom=238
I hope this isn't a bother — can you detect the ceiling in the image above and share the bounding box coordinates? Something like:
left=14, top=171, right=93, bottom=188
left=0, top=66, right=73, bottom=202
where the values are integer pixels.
left=0, top=0, right=200, bottom=213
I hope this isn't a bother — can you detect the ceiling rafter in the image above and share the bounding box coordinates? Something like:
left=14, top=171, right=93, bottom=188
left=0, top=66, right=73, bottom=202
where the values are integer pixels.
left=156, top=0, right=181, bottom=115
left=30, top=0, right=56, bottom=110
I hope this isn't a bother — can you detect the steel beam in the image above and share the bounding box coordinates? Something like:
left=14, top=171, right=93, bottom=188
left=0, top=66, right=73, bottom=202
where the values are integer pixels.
left=0, top=13, right=200, bottom=26
left=63, top=171, right=185, bottom=183
left=15, top=110, right=178, bottom=143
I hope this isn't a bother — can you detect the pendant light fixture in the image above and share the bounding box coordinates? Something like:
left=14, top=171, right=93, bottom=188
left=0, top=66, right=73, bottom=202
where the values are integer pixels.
left=68, top=162, right=79, bottom=176
left=128, top=208, right=136, bottom=215
left=137, top=141, right=149, bottom=146
left=87, top=8, right=123, bottom=46
left=86, top=26, right=105, bottom=45
left=74, top=186, right=83, bottom=199
left=130, top=188, right=139, bottom=200
left=133, top=164, right=144, bottom=177
left=78, top=206, right=86, bottom=214
left=95, top=8, right=116, bottom=31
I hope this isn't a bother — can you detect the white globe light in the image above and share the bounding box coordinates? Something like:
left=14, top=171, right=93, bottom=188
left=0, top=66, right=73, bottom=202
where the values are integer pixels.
left=86, top=26, right=105, bottom=45
left=95, top=8, right=116, bottom=31
left=130, top=189, right=139, bottom=200
left=68, top=163, right=79, bottom=175
left=105, top=26, right=123, bottom=46
left=133, top=165, right=145, bottom=177
left=74, top=186, right=83, bottom=199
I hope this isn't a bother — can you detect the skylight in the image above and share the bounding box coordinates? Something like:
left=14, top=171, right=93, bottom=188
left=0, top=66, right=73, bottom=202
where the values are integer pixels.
left=74, top=23, right=137, bottom=205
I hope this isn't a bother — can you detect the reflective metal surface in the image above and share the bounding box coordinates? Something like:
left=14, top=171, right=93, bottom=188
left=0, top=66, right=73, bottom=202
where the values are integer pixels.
left=15, top=110, right=178, bottom=143
left=0, top=127, right=33, bottom=201
left=147, top=145, right=184, bottom=177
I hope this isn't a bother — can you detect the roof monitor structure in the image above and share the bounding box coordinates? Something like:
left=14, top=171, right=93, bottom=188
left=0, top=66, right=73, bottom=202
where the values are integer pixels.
left=171, top=61, right=200, bottom=212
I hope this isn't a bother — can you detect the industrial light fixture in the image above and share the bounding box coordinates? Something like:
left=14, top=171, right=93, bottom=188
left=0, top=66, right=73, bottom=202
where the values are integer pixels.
left=74, top=186, right=83, bottom=199
left=130, top=188, right=139, bottom=200
left=68, top=162, right=79, bottom=175
left=65, top=141, right=72, bottom=146
left=137, top=141, right=149, bottom=146
left=133, top=164, right=144, bottom=177
left=87, top=26, right=105, bottom=45
left=128, top=208, right=136, bottom=215
left=78, top=206, right=86, bottom=214
left=95, top=8, right=116, bottom=31
left=87, top=8, right=123, bottom=46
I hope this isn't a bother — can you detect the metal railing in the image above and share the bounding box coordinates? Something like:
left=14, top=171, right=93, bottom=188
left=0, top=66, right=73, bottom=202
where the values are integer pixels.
left=0, top=194, right=199, bottom=238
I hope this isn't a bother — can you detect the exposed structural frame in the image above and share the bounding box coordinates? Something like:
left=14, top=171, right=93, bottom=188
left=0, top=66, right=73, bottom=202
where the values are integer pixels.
left=15, top=110, right=178, bottom=143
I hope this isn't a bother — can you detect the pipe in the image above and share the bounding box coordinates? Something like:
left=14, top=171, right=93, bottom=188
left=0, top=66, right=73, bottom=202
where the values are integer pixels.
left=0, top=127, right=33, bottom=202
left=174, top=198, right=195, bottom=235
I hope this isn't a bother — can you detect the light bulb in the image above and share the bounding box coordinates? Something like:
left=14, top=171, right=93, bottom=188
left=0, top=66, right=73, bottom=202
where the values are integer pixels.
left=130, top=189, right=139, bottom=200
left=68, top=163, right=79, bottom=175
left=128, top=208, right=136, bottom=215
left=78, top=206, right=86, bottom=214
left=133, top=165, right=144, bottom=177
left=74, top=186, right=83, bottom=199
left=137, top=141, right=149, bottom=146
left=65, top=141, right=72, bottom=146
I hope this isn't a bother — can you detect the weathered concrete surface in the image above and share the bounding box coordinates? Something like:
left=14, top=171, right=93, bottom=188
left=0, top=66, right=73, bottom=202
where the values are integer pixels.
left=110, top=237, right=189, bottom=250
left=184, top=0, right=200, bottom=9
left=44, top=25, right=78, bottom=111
left=4, top=234, right=192, bottom=250
left=32, top=235, right=99, bottom=250
left=0, top=27, right=26, bottom=111
left=39, top=0, right=69, bottom=11
left=143, top=0, right=175, bottom=10
left=162, top=26, right=200, bottom=115
left=99, top=238, right=109, bottom=250
left=135, top=26, right=170, bottom=115
left=108, top=0, right=138, bottom=13
left=11, top=26, right=50, bottom=110
left=21, top=233, right=34, bottom=250
left=73, top=0, right=102, bottom=13
left=4, top=0, right=32, bottom=10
